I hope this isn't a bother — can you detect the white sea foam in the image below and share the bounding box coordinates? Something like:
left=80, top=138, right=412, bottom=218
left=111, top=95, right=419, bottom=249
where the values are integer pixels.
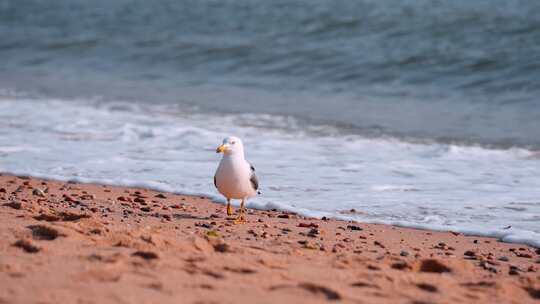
left=1, top=96, right=539, bottom=247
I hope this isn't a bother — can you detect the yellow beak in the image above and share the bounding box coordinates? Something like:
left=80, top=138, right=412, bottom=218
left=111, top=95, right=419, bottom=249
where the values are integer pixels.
left=216, top=144, right=227, bottom=153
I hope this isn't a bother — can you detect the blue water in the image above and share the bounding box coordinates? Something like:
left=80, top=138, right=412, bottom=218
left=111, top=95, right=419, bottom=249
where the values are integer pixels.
left=1, top=0, right=540, bottom=147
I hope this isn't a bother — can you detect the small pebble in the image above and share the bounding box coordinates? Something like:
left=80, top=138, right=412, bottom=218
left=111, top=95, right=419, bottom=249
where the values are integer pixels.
left=464, top=250, right=476, bottom=257
left=347, top=225, right=362, bottom=231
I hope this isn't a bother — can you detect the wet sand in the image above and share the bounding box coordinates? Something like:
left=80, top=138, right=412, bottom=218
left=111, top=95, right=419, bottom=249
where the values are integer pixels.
left=0, top=174, right=539, bottom=304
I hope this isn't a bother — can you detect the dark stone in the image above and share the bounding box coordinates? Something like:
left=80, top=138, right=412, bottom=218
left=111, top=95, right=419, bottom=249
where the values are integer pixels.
left=28, top=225, right=60, bottom=241
left=307, top=228, right=319, bottom=237
left=347, top=225, right=363, bottom=231
left=298, top=222, right=319, bottom=228
left=213, top=242, right=230, bottom=253
left=13, top=239, right=40, bottom=253
left=297, top=283, right=341, bottom=301
left=374, top=241, right=385, bottom=248
left=132, top=251, right=159, bottom=260
left=3, top=201, right=22, bottom=209
left=391, top=261, right=411, bottom=270
left=416, top=283, right=438, bottom=293
left=464, top=250, right=476, bottom=257
left=418, top=259, right=451, bottom=273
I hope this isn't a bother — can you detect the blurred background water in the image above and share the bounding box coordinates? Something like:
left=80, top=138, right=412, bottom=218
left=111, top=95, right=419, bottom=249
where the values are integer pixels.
left=1, top=0, right=540, bottom=147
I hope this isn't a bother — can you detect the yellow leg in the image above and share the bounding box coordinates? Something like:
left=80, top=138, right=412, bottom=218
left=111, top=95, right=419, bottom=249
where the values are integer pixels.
left=226, top=199, right=233, bottom=216
left=234, top=199, right=246, bottom=224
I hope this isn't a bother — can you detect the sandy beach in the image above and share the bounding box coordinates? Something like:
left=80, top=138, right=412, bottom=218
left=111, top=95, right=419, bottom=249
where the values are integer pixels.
left=0, top=173, right=538, bottom=303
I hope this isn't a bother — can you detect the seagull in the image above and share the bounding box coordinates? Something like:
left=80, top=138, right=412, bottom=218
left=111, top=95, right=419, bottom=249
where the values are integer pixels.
left=214, top=136, right=259, bottom=223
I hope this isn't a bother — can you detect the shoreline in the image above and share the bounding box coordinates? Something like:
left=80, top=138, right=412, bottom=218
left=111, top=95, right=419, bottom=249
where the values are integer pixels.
left=0, top=173, right=539, bottom=303
left=3, top=171, right=538, bottom=249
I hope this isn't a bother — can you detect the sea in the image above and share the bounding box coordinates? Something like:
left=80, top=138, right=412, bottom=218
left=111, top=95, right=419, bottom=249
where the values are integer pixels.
left=1, top=0, right=539, bottom=247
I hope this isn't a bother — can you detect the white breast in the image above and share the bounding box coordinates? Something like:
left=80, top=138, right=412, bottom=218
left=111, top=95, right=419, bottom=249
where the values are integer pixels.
left=215, top=156, right=256, bottom=199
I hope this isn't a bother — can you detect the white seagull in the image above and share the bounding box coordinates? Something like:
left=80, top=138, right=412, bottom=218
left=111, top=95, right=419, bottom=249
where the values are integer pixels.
left=214, top=136, right=259, bottom=223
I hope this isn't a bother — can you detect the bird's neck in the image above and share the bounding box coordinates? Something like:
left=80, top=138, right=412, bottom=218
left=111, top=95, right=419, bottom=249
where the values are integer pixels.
left=222, top=153, right=245, bottom=162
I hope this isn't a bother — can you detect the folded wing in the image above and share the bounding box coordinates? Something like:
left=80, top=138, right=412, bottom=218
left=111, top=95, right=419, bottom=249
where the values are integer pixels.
left=249, top=163, right=259, bottom=192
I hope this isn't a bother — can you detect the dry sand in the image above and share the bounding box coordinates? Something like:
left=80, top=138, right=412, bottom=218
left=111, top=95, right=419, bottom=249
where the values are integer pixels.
left=0, top=174, right=539, bottom=304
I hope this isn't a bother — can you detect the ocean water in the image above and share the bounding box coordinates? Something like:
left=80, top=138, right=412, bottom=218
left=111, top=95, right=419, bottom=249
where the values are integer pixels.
left=1, top=1, right=540, bottom=246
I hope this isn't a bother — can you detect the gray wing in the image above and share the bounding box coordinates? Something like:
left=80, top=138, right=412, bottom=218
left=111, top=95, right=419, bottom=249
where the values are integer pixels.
left=249, top=163, right=259, bottom=192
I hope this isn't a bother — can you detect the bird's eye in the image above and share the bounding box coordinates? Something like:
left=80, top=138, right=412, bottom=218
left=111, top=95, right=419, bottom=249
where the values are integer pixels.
left=231, top=141, right=236, bottom=144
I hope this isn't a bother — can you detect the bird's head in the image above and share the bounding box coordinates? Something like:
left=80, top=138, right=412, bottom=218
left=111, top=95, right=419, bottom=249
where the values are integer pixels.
left=216, top=136, right=244, bottom=156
